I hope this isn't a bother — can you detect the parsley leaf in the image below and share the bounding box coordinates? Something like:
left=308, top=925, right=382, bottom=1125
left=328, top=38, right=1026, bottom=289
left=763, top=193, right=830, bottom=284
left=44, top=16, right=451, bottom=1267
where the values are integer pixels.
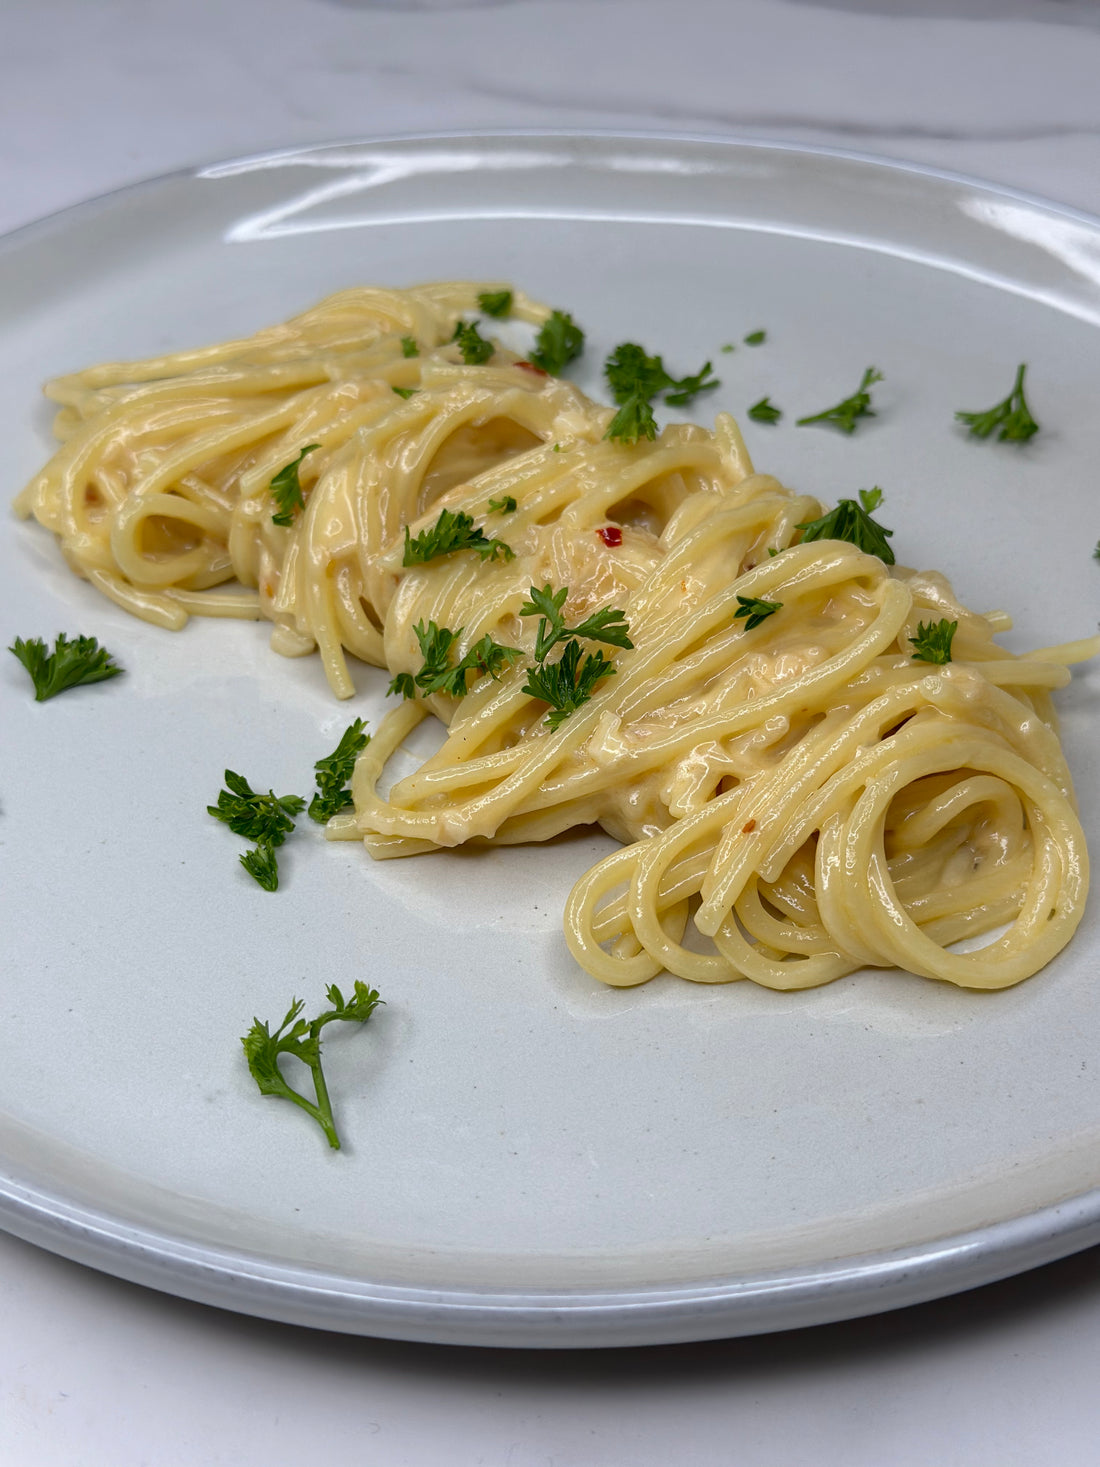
left=733, top=595, right=783, bottom=629
left=604, top=341, right=719, bottom=408
left=241, top=982, right=383, bottom=1150
left=487, top=494, right=517, bottom=514
left=270, top=445, right=320, bottom=526
left=519, top=584, right=633, bottom=661
left=522, top=639, right=616, bottom=730
left=309, top=718, right=370, bottom=823
left=605, top=343, right=672, bottom=404
left=720, top=343, right=736, bottom=354
left=400, top=336, right=419, bottom=358
left=478, top=289, right=513, bottom=318
left=392, top=386, right=418, bottom=399
left=9, top=633, right=122, bottom=701
left=664, top=360, right=719, bottom=407
left=530, top=310, right=585, bottom=375
left=240, top=840, right=281, bottom=892
left=452, top=320, right=495, bottom=365
left=747, top=396, right=781, bottom=424
left=910, top=618, right=958, bottom=664
left=209, top=770, right=305, bottom=890
left=795, top=494, right=895, bottom=565
left=744, top=330, right=767, bottom=346
left=797, top=368, right=883, bottom=434
left=400, top=620, right=523, bottom=700
left=403, top=508, right=514, bottom=566
left=955, top=364, right=1039, bottom=443
left=605, top=394, right=658, bottom=445
left=858, top=485, right=883, bottom=512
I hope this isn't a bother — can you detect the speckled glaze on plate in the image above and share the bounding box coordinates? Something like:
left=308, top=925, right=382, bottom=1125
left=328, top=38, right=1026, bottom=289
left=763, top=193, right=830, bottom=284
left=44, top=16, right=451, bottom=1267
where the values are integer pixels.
left=1, top=133, right=1098, bottom=1348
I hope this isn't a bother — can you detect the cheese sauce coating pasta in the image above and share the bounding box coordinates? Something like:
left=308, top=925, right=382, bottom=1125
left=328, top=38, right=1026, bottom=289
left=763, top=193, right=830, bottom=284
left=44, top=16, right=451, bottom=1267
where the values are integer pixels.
left=15, top=284, right=1095, bottom=991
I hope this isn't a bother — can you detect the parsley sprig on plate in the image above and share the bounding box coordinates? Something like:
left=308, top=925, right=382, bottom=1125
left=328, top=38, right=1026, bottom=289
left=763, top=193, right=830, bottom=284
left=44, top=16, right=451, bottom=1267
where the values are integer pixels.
left=797, top=367, right=882, bottom=434
left=8, top=634, right=122, bottom=701
left=241, top=983, right=383, bottom=1150
left=955, top=363, right=1039, bottom=443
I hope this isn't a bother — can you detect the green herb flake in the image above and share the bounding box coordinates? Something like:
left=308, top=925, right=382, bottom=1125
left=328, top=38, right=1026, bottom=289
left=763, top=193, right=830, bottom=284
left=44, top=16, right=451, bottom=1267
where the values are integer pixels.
left=747, top=396, right=781, bottom=424
left=270, top=444, right=320, bottom=526
left=477, top=289, right=513, bottom=318
left=519, top=584, right=633, bottom=662
left=796, top=368, right=883, bottom=435
left=733, top=594, right=783, bottom=629
left=795, top=491, right=895, bottom=565
left=530, top=310, right=585, bottom=375
left=487, top=494, right=518, bottom=514
left=743, top=330, right=767, bottom=346
left=605, top=394, right=658, bottom=445
left=400, top=336, right=419, bottom=358
left=309, top=718, right=370, bottom=823
left=392, top=386, right=418, bottom=399
left=910, top=618, right=958, bottom=665
left=452, top=320, right=495, bottom=365
left=241, top=982, right=383, bottom=1150
left=402, top=620, right=523, bottom=700
left=209, top=770, right=306, bottom=891
left=522, top=639, right=616, bottom=731
left=402, top=508, right=514, bottom=566
left=955, top=364, right=1039, bottom=443
left=9, top=633, right=122, bottom=701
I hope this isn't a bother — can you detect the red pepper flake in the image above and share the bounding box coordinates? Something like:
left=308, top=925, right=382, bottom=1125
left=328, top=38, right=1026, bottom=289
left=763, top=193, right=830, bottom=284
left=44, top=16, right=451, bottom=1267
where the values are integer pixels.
left=741, top=819, right=756, bottom=833
left=515, top=360, right=548, bottom=377
left=597, top=525, right=623, bottom=547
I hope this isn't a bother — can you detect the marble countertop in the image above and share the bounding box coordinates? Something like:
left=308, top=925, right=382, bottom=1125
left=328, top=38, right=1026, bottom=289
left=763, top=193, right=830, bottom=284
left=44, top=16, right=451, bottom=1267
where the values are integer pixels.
left=4, top=1, right=1100, bottom=1461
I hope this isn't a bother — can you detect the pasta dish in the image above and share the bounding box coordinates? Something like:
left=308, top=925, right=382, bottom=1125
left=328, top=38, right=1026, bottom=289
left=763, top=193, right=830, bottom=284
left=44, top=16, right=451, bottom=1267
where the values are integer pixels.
left=15, top=283, right=1095, bottom=991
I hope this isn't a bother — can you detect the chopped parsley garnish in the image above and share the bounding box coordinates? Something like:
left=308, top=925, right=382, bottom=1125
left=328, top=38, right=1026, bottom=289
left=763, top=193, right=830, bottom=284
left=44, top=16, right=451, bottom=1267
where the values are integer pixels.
left=309, top=718, right=370, bottom=823
left=392, top=386, right=418, bottom=399
left=602, top=341, right=719, bottom=444
left=522, top=640, right=617, bottom=731
left=604, top=341, right=719, bottom=409
left=910, top=618, right=958, bottom=664
left=747, top=396, right=781, bottom=424
left=515, top=585, right=632, bottom=729
left=9, top=633, right=122, bottom=701
left=393, top=620, right=523, bottom=700
left=402, top=508, right=514, bottom=566
left=400, top=336, right=419, bottom=358
left=388, top=671, right=416, bottom=700
left=477, top=289, right=513, bottom=318
left=955, top=364, right=1039, bottom=443
left=241, top=982, right=383, bottom=1151
left=452, top=319, right=495, bottom=365
left=270, top=444, right=320, bottom=526
left=519, top=583, right=633, bottom=661
left=606, top=394, right=658, bottom=445
left=208, top=770, right=306, bottom=891
left=733, top=594, right=782, bottom=629
left=795, top=488, right=895, bottom=564
left=530, top=309, right=585, bottom=375
left=797, top=368, right=883, bottom=434
left=240, top=841, right=281, bottom=893
left=487, top=494, right=518, bottom=514
left=743, top=330, right=767, bottom=346
left=720, top=343, right=736, bottom=354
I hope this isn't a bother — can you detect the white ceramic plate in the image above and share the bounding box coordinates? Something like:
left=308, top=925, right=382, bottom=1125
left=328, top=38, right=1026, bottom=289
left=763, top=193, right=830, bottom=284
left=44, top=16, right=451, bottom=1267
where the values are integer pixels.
left=1, top=134, right=1099, bottom=1349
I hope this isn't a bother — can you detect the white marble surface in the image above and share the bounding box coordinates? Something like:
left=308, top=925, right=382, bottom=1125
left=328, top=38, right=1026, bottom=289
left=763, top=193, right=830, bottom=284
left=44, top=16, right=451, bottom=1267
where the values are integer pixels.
left=4, top=0, right=1100, bottom=1461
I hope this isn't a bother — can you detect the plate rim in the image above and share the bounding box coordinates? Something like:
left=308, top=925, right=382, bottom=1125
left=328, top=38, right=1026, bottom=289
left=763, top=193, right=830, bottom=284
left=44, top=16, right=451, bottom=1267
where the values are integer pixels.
left=4, top=127, right=1100, bottom=1348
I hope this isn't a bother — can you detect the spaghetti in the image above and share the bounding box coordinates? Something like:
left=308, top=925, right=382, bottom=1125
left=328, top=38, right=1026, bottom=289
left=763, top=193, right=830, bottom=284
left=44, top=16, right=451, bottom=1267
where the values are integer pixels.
left=15, top=283, right=1095, bottom=991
